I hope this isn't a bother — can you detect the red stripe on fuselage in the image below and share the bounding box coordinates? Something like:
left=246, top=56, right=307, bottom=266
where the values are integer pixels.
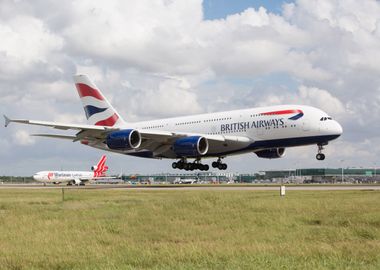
left=262, top=109, right=302, bottom=116
left=95, top=113, right=119, bottom=127
left=75, top=83, right=104, bottom=101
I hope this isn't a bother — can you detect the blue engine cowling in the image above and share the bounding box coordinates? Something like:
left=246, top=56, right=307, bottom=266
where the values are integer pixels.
left=173, top=136, right=209, bottom=157
left=255, top=148, right=285, bottom=159
left=106, top=129, right=142, bottom=150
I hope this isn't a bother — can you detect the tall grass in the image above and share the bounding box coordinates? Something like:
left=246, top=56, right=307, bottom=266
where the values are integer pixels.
left=0, top=189, right=379, bottom=269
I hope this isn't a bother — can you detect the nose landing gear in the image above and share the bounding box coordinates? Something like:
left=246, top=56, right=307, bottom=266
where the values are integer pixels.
left=316, top=144, right=326, bottom=160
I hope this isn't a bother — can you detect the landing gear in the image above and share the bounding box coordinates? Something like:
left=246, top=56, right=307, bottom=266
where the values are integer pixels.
left=316, top=144, right=326, bottom=160
left=316, top=153, right=325, bottom=160
left=172, top=158, right=209, bottom=171
left=172, top=157, right=228, bottom=171
left=212, top=158, right=228, bottom=170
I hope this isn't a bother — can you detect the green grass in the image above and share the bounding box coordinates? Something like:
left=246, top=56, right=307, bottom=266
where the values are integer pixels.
left=0, top=189, right=379, bottom=269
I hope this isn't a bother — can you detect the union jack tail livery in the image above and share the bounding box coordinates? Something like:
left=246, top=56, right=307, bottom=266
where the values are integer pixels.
left=92, top=155, right=109, bottom=177
left=74, top=75, right=126, bottom=127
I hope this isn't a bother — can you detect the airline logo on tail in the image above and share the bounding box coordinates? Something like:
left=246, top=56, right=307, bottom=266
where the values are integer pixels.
left=74, top=75, right=125, bottom=127
left=92, top=155, right=109, bottom=177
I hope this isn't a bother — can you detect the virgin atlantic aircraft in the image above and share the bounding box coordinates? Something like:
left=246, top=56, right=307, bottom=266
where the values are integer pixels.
left=4, top=75, right=343, bottom=171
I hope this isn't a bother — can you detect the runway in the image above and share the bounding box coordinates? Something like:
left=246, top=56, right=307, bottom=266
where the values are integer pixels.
left=0, top=184, right=379, bottom=191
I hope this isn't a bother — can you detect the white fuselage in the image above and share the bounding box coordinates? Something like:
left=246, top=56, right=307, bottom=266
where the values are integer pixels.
left=33, top=171, right=94, bottom=183
left=88, top=104, right=343, bottom=159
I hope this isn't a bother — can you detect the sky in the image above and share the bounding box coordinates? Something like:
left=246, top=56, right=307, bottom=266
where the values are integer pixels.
left=1, top=0, right=380, bottom=176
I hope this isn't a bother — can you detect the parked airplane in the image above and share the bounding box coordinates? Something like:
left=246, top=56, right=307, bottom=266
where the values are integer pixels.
left=33, top=155, right=109, bottom=185
left=5, top=75, right=343, bottom=171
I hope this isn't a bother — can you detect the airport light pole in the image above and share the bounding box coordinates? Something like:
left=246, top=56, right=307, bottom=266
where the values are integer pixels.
left=340, top=159, right=344, bottom=183
left=373, top=162, right=377, bottom=178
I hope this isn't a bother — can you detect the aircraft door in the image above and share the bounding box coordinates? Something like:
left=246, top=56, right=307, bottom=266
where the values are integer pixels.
left=302, top=120, right=310, bottom=131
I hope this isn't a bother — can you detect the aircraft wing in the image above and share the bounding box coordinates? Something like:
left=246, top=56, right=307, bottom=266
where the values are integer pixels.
left=31, top=134, right=78, bottom=140
left=4, top=115, right=253, bottom=156
left=140, top=130, right=250, bottom=144
left=4, top=115, right=114, bottom=131
left=80, top=176, right=119, bottom=180
left=4, top=115, right=118, bottom=142
left=138, top=130, right=252, bottom=157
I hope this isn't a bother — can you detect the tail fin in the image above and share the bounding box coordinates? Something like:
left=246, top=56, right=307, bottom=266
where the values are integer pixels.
left=92, top=155, right=109, bottom=177
left=73, top=75, right=126, bottom=127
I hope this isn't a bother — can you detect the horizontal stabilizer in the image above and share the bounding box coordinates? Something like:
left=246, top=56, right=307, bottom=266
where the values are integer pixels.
left=4, top=115, right=11, bottom=127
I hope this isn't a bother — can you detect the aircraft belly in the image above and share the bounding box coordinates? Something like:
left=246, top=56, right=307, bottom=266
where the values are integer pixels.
left=207, top=141, right=248, bottom=155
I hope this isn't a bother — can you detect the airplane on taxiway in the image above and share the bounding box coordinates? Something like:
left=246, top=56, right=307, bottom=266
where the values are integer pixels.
left=33, top=155, right=110, bottom=185
left=4, top=75, right=343, bottom=171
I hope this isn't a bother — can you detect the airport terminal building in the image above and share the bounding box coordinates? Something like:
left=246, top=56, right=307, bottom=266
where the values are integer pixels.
left=121, top=168, right=379, bottom=184
left=260, top=168, right=379, bottom=183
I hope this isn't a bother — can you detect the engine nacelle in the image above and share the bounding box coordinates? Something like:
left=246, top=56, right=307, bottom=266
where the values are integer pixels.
left=91, top=165, right=108, bottom=171
left=173, top=136, right=209, bottom=157
left=73, top=179, right=81, bottom=185
left=106, top=129, right=142, bottom=150
left=255, top=148, right=285, bottom=159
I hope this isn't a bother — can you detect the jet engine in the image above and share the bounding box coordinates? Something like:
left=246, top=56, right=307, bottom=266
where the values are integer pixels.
left=173, top=136, right=209, bottom=157
left=106, top=129, right=142, bottom=150
left=255, top=148, right=285, bottom=159
left=91, top=165, right=97, bottom=171
left=73, top=179, right=81, bottom=185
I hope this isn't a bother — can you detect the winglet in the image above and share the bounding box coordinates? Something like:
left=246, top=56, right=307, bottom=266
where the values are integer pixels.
left=4, top=115, right=11, bottom=127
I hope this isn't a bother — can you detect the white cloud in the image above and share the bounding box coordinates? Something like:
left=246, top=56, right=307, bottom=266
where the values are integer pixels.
left=129, top=77, right=203, bottom=118
left=0, top=15, right=63, bottom=79
left=297, top=86, right=346, bottom=116
left=257, top=85, right=346, bottom=118
left=13, top=130, right=35, bottom=146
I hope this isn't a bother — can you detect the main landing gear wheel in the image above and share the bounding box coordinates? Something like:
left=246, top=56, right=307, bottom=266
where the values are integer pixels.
left=172, top=159, right=209, bottom=171
left=316, top=153, right=325, bottom=160
left=212, top=158, right=228, bottom=170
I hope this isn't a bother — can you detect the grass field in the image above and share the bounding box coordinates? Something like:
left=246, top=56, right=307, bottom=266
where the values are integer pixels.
left=0, top=189, right=379, bottom=269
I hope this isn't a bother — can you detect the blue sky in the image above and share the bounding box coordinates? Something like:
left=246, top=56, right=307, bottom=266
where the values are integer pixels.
left=203, top=0, right=286, bottom=19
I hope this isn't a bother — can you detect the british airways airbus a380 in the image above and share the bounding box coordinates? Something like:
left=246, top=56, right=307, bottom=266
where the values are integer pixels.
left=4, top=75, right=343, bottom=171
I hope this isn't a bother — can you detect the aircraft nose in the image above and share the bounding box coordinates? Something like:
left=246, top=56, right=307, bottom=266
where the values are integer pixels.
left=334, top=121, right=343, bottom=136
left=33, top=174, right=38, bottom=180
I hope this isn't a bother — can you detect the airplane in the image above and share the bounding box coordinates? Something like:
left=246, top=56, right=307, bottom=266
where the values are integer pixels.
left=4, top=75, right=343, bottom=171
left=33, top=155, right=110, bottom=185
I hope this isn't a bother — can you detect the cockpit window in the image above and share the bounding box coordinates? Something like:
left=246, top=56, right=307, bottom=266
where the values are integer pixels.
left=320, top=116, right=333, bottom=121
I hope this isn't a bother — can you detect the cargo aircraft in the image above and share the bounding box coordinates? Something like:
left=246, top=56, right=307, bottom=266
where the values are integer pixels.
left=33, top=155, right=109, bottom=185
left=4, top=75, right=343, bottom=171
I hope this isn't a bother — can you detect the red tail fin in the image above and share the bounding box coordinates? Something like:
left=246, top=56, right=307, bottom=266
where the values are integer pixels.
left=92, top=155, right=108, bottom=177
